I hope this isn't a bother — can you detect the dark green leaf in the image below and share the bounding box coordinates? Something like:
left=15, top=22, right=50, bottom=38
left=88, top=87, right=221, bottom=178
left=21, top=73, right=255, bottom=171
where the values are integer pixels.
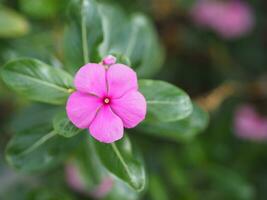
left=53, top=111, right=82, bottom=138
left=5, top=124, right=81, bottom=172
left=139, top=79, right=193, bottom=122
left=0, top=6, right=29, bottom=38
left=0, top=58, right=73, bottom=105
left=92, top=135, right=146, bottom=191
left=138, top=103, right=209, bottom=141
left=64, top=0, right=103, bottom=72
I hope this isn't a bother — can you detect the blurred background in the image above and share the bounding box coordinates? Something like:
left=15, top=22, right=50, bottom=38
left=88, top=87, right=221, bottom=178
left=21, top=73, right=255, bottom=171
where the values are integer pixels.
left=1, top=0, right=267, bottom=199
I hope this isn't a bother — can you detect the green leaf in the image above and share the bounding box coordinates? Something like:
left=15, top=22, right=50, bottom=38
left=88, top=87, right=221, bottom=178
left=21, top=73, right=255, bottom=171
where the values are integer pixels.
left=0, top=6, right=29, bottom=38
left=92, top=135, right=146, bottom=191
left=64, top=1, right=164, bottom=77
left=5, top=124, right=81, bottom=172
left=69, top=137, right=140, bottom=200
left=138, top=104, right=209, bottom=141
left=64, top=0, right=103, bottom=71
left=139, top=79, right=193, bottom=122
left=0, top=58, right=74, bottom=105
left=53, top=111, right=82, bottom=138
left=19, top=0, right=65, bottom=19
left=98, top=4, right=164, bottom=78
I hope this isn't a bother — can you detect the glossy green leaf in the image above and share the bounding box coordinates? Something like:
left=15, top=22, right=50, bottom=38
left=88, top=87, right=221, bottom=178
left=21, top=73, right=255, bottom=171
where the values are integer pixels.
left=0, top=6, right=29, bottom=38
left=139, top=79, right=193, bottom=122
left=0, top=58, right=73, bottom=105
left=92, top=135, right=146, bottom=191
left=64, top=0, right=103, bottom=72
left=98, top=4, right=164, bottom=77
left=53, top=111, right=82, bottom=138
left=5, top=124, right=81, bottom=172
left=138, top=104, right=209, bottom=141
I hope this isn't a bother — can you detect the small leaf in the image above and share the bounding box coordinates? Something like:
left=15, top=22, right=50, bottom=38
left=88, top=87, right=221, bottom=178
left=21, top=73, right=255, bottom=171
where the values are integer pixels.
left=92, top=135, right=146, bottom=191
left=138, top=104, right=209, bottom=141
left=0, top=6, right=29, bottom=38
left=139, top=79, right=193, bottom=122
left=53, top=111, right=82, bottom=138
left=0, top=58, right=74, bottom=105
left=5, top=124, right=81, bottom=172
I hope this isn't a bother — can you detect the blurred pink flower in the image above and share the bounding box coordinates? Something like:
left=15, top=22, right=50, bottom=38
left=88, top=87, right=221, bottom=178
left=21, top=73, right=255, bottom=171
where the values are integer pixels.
left=234, top=105, right=267, bottom=141
left=65, top=163, right=113, bottom=198
left=66, top=55, right=147, bottom=143
left=191, top=0, right=254, bottom=39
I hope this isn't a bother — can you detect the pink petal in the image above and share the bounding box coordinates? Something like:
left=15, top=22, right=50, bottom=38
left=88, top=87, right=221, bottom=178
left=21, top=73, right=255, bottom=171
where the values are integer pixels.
left=74, top=63, right=107, bottom=97
left=107, top=64, right=138, bottom=98
left=111, top=91, right=146, bottom=128
left=66, top=92, right=102, bottom=129
left=89, top=106, right=123, bottom=143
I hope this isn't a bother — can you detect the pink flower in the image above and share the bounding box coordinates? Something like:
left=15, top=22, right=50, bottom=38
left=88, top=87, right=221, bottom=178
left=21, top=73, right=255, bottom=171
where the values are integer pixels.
left=65, top=163, right=113, bottom=198
left=234, top=104, right=267, bottom=141
left=191, top=0, right=254, bottom=39
left=66, top=55, right=147, bottom=143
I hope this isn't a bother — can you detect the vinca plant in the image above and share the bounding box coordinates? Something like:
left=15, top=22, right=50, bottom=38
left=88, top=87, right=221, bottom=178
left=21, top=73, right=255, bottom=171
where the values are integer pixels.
left=0, top=0, right=209, bottom=199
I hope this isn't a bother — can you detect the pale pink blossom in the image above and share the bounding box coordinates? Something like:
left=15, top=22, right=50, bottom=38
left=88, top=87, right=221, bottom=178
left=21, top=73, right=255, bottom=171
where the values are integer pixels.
left=234, top=104, right=267, bottom=141
left=191, top=0, right=254, bottom=39
left=65, top=163, right=113, bottom=198
left=66, top=55, right=147, bottom=143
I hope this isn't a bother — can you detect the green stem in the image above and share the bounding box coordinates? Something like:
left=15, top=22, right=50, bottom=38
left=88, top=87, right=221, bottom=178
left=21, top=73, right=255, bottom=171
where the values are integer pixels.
left=81, top=0, right=89, bottom=64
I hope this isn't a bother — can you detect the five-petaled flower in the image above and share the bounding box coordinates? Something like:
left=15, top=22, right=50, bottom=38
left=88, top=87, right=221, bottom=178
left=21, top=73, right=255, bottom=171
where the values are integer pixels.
left=66, top=55, right=147, bottom=143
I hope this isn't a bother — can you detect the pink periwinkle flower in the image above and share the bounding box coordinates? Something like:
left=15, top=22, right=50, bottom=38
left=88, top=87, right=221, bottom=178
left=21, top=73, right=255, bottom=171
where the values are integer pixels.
left=66, top=55, right=147, bottom=143
left=234, top=104, right=267, bottom=141
left=191, top=0, right=254, bottom=39
left=65, top=163, right=113, bottom=198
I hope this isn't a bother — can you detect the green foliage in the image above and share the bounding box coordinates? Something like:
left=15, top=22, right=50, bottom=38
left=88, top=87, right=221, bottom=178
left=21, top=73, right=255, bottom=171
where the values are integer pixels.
left=19, top=0, right=66, bottom=19
left=0, top=58, right=74, bottom=105
left=139, top=79, right=193, bottom=122
left=64, top=0, right=164, bottom=77
left=0, top=0, right=210, bottom=199
left=138, top=103, right=208, bottom=141
left=53, top=111, right=82, bottom=138
left=5, top=124, right=81, bottom=172
left=0, top=6, right=29, bottom=38
left=93, top=135, right=146, bottom=191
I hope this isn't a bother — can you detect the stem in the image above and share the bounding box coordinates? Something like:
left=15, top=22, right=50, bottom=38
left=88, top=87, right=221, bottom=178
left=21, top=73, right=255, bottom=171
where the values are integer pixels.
left=81, top=0, right=89, bottom=64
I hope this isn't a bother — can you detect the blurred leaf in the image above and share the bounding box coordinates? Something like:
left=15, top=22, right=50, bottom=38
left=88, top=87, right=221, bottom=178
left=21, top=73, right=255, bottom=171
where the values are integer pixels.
left=206, top=165, right=255, bottom=200
left=0, top=58, right=73, bottom=105
left=53, top=111, right=82, bottom=138
left=92, top=135, right=146, bottom=191
left=139, top=79, right=193, bottom=122
left=64, top=0, right=103, bottom=72
left=5, top=124, right=81, bottom=172
left=10, top=104, right=61, bottom=133
left=26, top=187, right=74, bottom=200
left=0, top=6, right=29, bottom=38
left=19, top=0, right=65, bottom=19
left=64, top=0, right=164, bottom=77
left=148, top=174, right=169, bottom=200
left=98, top=4, right=164, bottom=77
left=71, top=138, right=140, bottom=200
left=138, top=103, right=208, bottom=141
